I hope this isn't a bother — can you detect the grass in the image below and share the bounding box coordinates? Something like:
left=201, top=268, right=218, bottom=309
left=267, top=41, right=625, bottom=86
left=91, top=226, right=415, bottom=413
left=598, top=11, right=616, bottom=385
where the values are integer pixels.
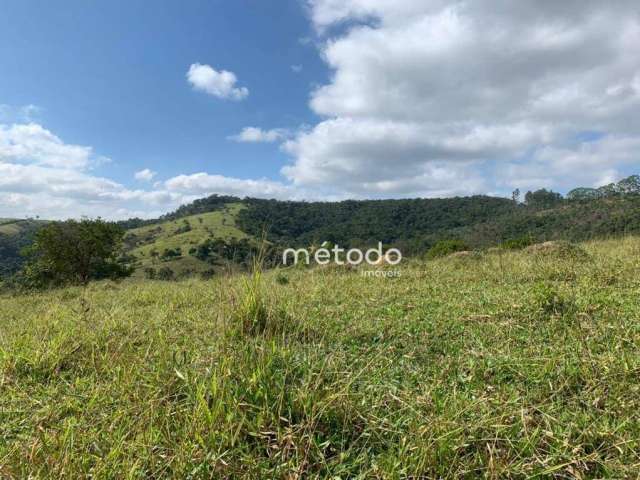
left=125, top=203, right=251, bottom=276
left=1, top=236, right=640, bottom=478
left=0, top=219, right=32, bottom=236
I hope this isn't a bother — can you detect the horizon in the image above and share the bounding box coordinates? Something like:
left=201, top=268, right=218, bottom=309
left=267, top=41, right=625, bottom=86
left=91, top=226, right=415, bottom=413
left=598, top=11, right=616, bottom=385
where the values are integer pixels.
left=2, top=1, right=640, bottom=220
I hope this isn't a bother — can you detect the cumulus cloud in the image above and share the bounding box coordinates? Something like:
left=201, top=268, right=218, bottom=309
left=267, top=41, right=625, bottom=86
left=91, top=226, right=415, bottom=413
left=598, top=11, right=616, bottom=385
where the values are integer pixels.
left=0, top=123, right=96, bottom=169
left=0, top=122, right=182, bottom=219
left=229, top=127, right=290, bottom=143
left=280, top=0, right=640, bottom=196
left=498, top=135, right=640, bottom=192
left=186, top=63, right=249, bottom=100
left=134, top=168, right=157, bottom=182
left=0, top=122, right=306, bottom=220
left=164, top=173, right=308, bottom=200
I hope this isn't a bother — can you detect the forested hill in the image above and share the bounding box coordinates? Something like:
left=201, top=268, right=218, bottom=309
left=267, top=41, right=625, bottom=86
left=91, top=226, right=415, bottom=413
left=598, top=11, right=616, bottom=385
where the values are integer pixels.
left=3, top=175, right=640, bottom=279
left=0, top=219, right=46, bottom=278
left=235, top=194, right=640, bottom=254
left=237, top=196, right=514, bottom=251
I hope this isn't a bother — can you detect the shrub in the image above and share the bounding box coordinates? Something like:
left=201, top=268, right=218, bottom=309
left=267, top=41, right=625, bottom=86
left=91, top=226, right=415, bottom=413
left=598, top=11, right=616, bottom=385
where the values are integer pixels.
left=200, top=269, right=215, bottom=280
left=525, top=241, right=589, bottom=259
left=143, top=267, right=157, bottom=280
left=501, top=235, right=534, bottom=250
left=427, top=239, right=469, bottom=259
left=157, top=267, right=175, bottom=281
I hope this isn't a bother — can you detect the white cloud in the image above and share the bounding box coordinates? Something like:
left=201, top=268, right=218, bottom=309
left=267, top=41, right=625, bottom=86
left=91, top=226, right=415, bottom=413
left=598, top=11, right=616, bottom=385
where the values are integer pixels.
left=498, top=135, right=640, bottom=192
left=291, top=64, right=303, bottom=73
left=0, top=122, right=308, bottom=220
left=0, top=123, right=97, bottom=169
left=134, top=168, right=157, bottom=182
left=280, top=0, right=640, bottom=196
left=164, top=173, right=307, bottom=200
left=186, top=63, right=249, bottom=100
left=229, top=127, right=290, bottom=143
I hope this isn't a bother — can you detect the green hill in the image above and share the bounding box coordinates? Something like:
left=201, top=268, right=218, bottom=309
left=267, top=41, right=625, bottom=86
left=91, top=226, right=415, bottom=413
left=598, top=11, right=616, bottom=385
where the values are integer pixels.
left=3, top=175, right=640, bottom=280
left=0, top=219, right=47, bottom=278
left=124, top=202, right=253, bottom=278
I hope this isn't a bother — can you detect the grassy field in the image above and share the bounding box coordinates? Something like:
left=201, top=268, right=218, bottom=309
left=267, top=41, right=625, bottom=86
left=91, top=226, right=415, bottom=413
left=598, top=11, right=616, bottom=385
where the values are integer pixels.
left=125, top=203, right=250, bottom=276
left=1, top=237, right=639, bottom=478
left=0, top=220, right=27, bottom=236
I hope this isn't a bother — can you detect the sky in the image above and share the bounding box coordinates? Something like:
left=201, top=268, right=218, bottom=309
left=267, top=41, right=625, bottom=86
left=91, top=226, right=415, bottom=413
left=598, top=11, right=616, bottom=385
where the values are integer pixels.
left=1, top=0, right=639, bottom=219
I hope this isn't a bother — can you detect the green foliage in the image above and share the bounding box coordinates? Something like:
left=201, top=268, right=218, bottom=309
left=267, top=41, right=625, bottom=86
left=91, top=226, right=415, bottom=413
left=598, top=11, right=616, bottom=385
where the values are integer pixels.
left=18, top=219, right=131, bottom=288
left=0, top=219, right=45, bottom=278
left=275, top=272, right=289, bottom=285
left=143, top=267, right=156, bottom=280
left=524, top=188, right=563, bottom=208
left=568, top=174, right=640, bottom=200
left=160, top=247, right=182, bottom=260
left=531, top=282, right=575, bottom=316
left=501, top=235, right=534, bottom=250
left=157, top=266, right=175, bottom=281
left=426, top=239, right=469, bottom=259
left=237, top=196, right=515, bottom=253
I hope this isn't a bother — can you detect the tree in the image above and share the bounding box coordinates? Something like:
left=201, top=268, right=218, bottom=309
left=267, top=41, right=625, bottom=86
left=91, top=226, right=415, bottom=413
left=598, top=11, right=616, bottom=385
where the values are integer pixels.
left=567, top=187, right=601, bottom=201
left=615, top=175, right=640, bottom=195
left=511, top=188, right=520, bottom=204
left=524, top=189, right=563, bottom=208
left=21, top=219, right=131, bottom=287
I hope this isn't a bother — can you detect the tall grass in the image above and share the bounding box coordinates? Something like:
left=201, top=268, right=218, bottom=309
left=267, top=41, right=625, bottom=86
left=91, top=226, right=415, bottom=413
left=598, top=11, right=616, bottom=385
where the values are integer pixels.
left=1, top=237, right=639, bottom=478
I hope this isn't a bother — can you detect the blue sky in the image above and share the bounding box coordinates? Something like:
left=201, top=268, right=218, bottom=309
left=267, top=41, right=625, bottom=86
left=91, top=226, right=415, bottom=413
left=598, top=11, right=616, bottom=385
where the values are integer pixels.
left=1, top=0, right=639, bottom=219
left=0, top=0, right=324, bottom=184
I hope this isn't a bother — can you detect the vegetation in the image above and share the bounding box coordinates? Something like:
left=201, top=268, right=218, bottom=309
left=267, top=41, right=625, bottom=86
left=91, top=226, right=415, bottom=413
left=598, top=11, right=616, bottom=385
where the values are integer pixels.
left=15, top=219, right=131, bottom=288
left=426, top=239, right=469, bottom=258
left=123, top=203, right=250, bottom=279
left=501, top=235, right=535, bottom=250
left=3, top=175, right=640, bottom=282
left=0, top=219, right=46, bottom=278
left=1, top=236, right=639, bottom=477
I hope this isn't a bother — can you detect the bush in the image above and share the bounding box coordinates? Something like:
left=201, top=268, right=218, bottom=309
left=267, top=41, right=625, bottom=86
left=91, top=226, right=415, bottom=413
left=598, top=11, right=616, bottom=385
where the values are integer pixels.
left=143, top=267, right=157, bottom=280
left=157, top=267, right=175, bottom=281
left=200, top=269, right=215, bottom=280
left=427, top=239, right=469, bottom=259
left=501, top=235, right=534, bottom=250
left=525, top=241, right=589, bottom=259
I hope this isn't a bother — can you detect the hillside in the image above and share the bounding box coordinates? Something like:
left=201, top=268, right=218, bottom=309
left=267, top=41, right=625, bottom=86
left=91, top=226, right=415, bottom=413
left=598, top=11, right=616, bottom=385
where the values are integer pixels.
left=1, top=236, right=639, bottom=477
left=0, top=219, right=46, bottom=278
left=3, top=176, right=640, bottom=280
left=235, top=193, right=640, bottom=253
left=123, top=202, right=253, bottom=278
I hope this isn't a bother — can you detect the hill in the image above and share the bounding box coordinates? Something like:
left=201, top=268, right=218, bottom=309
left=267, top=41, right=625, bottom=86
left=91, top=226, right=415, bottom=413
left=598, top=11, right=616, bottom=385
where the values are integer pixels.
left=0, top=219, right=46, bottom=278
left=123, top=202, right=254, bottom=278
left=3, top=175, right=640, bottom=279
left=1, top=236, right=639, bottom=477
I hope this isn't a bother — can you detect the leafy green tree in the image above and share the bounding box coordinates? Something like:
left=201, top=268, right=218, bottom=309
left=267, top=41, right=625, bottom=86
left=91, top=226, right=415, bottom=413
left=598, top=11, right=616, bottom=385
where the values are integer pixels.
left=21, top=219, right=131, bottom=287
left=567, top=187, right=601, bottom=201
left=524, top=189, right=563, bottom=208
